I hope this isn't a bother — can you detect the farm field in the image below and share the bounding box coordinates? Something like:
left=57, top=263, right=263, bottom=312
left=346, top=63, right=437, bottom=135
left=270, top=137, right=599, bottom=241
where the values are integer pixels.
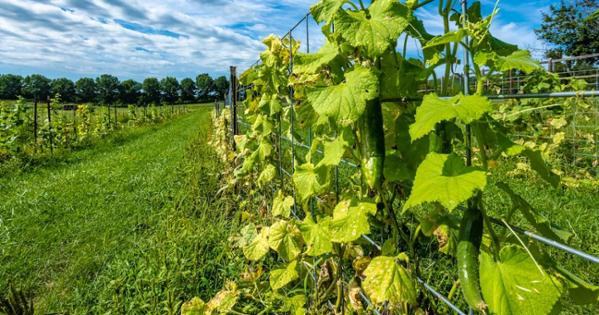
left=1, top=0, right=598, bottom=314
left=0, top=106, right=243, bottom=313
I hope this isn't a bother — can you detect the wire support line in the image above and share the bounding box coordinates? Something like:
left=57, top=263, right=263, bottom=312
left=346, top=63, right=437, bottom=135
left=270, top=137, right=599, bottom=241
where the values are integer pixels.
left=489, top=217, right=599, bottom=264
left=417, top=277, right=467, bottom=315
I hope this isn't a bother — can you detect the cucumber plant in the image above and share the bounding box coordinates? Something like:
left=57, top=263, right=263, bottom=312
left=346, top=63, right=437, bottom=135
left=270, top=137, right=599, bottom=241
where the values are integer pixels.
left=193, top=1, right=598, bottom=314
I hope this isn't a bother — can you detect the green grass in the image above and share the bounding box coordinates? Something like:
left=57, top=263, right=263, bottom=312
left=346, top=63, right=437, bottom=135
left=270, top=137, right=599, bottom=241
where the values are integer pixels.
left=0, top=106, right=242, bottom=314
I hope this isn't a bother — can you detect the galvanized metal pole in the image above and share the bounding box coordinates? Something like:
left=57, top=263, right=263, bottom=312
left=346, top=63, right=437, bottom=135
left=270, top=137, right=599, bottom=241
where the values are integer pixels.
left=462, top=0, right=472, bottom=166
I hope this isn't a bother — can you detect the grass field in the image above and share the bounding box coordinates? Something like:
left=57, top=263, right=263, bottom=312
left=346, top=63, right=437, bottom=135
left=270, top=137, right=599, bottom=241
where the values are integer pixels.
left=0, top=106, right=242, bottom=314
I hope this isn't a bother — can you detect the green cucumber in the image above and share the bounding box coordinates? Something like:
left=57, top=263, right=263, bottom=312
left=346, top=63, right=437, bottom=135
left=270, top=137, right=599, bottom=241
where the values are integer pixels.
left=358, top=98, right=385, bottom=189
left=457, top=205, right=487, bottom=313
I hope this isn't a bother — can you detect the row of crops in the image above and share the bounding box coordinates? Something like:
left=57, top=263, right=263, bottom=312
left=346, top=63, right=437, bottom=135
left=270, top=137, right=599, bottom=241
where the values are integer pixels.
left=183, top=0, right=598, bottom=314
left=0, top=96, right=189, bottom=165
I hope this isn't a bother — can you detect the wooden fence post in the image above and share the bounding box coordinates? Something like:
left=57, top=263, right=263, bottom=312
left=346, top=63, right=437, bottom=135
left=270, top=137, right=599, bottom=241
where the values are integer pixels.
left=47, top=96, right=54, bottom=154
left=230, top=66, right=238, bottom=150
left=33, top=96, right=38, bottom=148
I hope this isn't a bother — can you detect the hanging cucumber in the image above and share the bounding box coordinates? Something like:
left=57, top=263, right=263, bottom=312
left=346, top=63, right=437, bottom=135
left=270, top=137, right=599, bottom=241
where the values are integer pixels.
left=457, top=204, right=487, bottom=313
left=358, top=98, right=385, bottom=190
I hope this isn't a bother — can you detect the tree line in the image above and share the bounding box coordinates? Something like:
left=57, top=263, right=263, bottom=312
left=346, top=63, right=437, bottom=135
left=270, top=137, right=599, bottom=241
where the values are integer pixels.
left=0, top=73, right=229, bottom=106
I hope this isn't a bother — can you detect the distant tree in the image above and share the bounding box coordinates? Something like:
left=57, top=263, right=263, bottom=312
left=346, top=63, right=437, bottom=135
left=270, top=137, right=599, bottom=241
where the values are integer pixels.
left=536, top=0, right=599, bottom=65
left=119, top=79, right=142, bottom=105
left=142, top=77, right=161, bottom=105
left=213, top=76, right=229, bottom=100
left=96, top=74, right=120, bottom=105
left=0, top=74, right=23, bottom=99
left=75, top=77, right=97, bottom=103
left=22, top=74, right=51, bottom=101
left=51, top=78, right=76, bottom=102
left=195, top=73, right=214, bottom=101
left=180, top=78, right=196, bottom=103
left=160, top=77, right=180, bottom=104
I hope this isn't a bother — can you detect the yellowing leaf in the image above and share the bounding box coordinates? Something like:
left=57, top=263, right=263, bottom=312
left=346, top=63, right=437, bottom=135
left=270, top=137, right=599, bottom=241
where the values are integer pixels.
left=335, top=0, right=410, bottom=57
left=181, top=297, right=207, bottom=315
left=330, top=200, right=377, bottom=243
left=268, top=220, right=303, bottom=261
left=270, top=260, right=299, bottom=290
left=410, top=93, right=492, bottom=141
left=206, top=283, right=240, bottom=313
left=480, top=245, right=563, bottom=315
left=298, top=216, right=333, bottom=256
left=272, top=190, right=294, bottom=218
left=307, top=66, right=378, bottom=126
left=549, top=117, right=567, bottom=129
left=257, top=164, right=276, bottom=187
left=243, top=226, right=270, bottom=261
left=362, top=255, right=417, bottom=305
left=403, top=153, right=487, bottom=211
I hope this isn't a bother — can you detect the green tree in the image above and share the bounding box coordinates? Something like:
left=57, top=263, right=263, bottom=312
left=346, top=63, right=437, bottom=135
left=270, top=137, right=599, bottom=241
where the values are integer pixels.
left=0, top=74, right=23, bottom=99
left=22, top=74, right=51, bottom=101
left=160, top=77, right=180, bottom=104
left=195, top=73, right=214, bottom=101
left=119, top=79, right=142, bottom=105
left=51, top=78, right=76, bottom=102
left=75, top=78, right=97, bottom=103
left=536, top=0, right=599, bottom=65
left=142, top=77, right=161, bottom=105
left=180, top=78, right=196, bottom=103
left=213, top=76, right=229, bottom=101
left=96, top=74, right=120, bottom=105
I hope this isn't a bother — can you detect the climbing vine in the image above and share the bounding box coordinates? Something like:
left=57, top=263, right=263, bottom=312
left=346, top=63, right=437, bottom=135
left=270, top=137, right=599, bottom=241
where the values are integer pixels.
left=194, top=0, right=599, bottom=314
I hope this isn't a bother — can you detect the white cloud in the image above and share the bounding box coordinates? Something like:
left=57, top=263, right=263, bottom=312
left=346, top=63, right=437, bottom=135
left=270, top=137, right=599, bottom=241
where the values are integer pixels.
left=0, top=0, right=554, bottom=81
left=0, top=0, right=313, bottom=80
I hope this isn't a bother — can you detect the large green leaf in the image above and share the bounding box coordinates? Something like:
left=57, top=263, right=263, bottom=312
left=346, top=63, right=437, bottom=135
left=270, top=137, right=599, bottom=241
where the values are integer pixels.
left=243, top=226, right=270, bottom=261
left=306, top=66, right=378, bottom=126
left=298, top=216, right=333, bottom=256
left=499, top=50, right=541, bottom=73
left=310, top=0, right=347, bottom=25
left=423, top=29, right=467, bottom=49
left=294, top=41, right=341, bottom=75
left=480, top=245, right=563, bottom=315
left=293, top=162, right=330, bottom=202
left=272, top=190, right=294, bottom=218
left=362, top=255, right=417, bottom=305
left=316, top=136, right=348, bottom=167
left=403, top=153, right=487, bottom=212
left=330, top=200, right=377, bottom=243
left=268, top=220, right=303, bottom=261
left=410, top=93, right=492, bottom=141
left=270, top=260, right=299, bottom=290
left=334, top=0, right=410, bottom=58
left=474, top=50, right=541, bottom=74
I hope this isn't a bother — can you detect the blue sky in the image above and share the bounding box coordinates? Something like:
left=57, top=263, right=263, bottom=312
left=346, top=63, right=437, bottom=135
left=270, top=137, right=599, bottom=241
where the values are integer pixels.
left=0, top=0, right=560, bottom=81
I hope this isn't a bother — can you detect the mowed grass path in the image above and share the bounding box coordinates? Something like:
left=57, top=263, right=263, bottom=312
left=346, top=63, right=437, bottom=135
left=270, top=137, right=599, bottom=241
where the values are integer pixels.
left=0, top=107, right=212, bottom=311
